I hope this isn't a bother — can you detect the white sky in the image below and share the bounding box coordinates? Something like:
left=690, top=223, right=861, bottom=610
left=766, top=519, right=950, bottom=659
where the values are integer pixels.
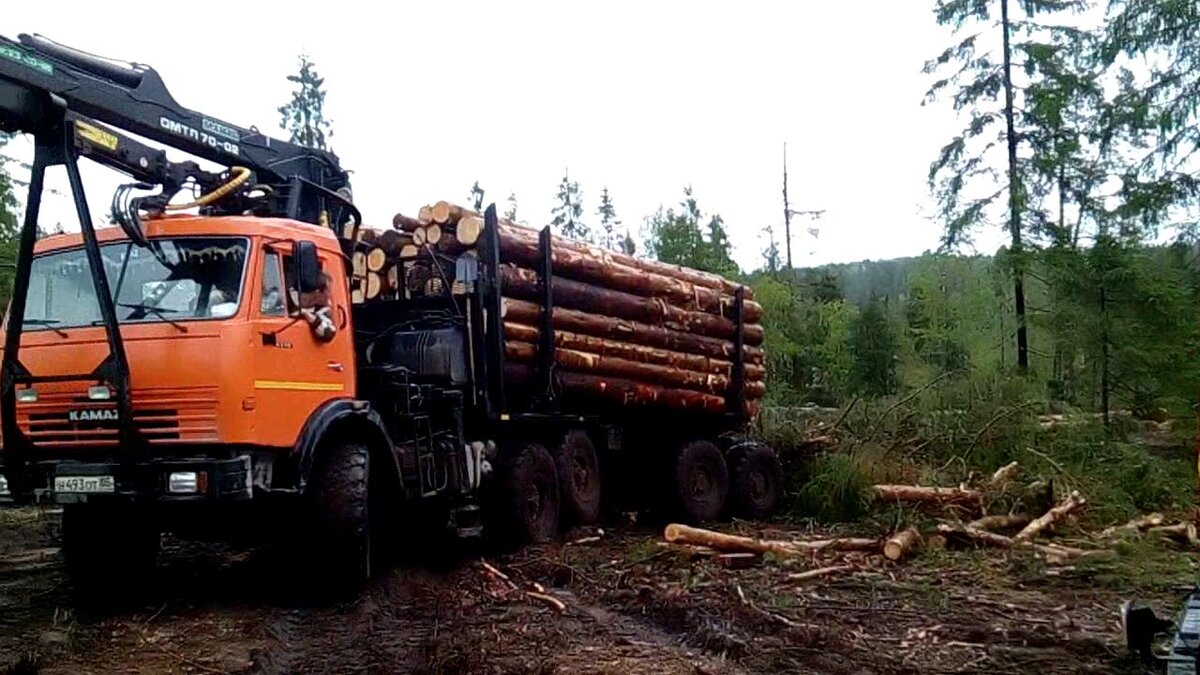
left=4, top=0, right=1006, bottom=271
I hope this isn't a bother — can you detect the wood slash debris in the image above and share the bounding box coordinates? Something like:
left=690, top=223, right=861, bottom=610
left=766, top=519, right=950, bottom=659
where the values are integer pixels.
left=658, top=461, right=1199, bottom=575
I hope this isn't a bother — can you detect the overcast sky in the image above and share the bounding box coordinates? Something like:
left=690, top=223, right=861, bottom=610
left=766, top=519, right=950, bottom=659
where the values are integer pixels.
left=4, top=1, right=1005, bottom=271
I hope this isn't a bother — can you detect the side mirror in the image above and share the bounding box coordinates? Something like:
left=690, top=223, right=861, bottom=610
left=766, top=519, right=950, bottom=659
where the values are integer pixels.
left=294, top=240, right=321, bottom=293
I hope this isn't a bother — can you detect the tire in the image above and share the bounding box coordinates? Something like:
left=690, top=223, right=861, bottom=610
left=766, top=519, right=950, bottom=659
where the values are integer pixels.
left=309, top=440, right=372, bottom=591
left=729, top=443, right=784, bottom=520
left=673, top=440, right=729, bottom=523
left=62, top=503, right=159, bottom=606
left=496, top=443, right=560, bottom=545
left=555, top=430, right=602, bottom=525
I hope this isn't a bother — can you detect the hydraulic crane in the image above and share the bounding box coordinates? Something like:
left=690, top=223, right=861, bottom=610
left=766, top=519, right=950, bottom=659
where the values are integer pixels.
left=0, top=33, right=361, bottom=498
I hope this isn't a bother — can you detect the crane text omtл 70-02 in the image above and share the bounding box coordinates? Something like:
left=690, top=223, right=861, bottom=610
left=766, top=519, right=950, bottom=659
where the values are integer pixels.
left=0, top=32, right=781, bottom=599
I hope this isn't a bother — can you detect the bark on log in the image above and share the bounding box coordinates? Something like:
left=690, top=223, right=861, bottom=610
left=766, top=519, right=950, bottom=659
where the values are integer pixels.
left=377, top=229, right=411, bottom=256
left=883, top=528, right=922, bottom=561
left=393, top=213, right=422, bottom=231
left=663, top=523, right=878, bottom=556
left=358, top=228, right=378, bottom=244
left=968, top=514, right=1031, bottom=532
left=503, top=322, right=766, bottom=381
left=505, top=340, right=730, bottom=394
left=872, top=485, right=982, bottom=506
left=501, top=264, right=764, bottom=345
left=500, top=218, right=752, bottom=300
left=1013, top=490, right=1085, bottom=543
left=501, top=298, right=763, bottom=365
left=506, top=364, right=728, bottom=414
left=496, top=225, right=762, bottom=321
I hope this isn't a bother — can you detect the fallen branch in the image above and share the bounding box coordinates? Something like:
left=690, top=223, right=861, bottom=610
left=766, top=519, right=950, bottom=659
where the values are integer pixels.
left=990, top=462, right=1021, bottom=486
left=526, top=591, right=567, bottom=613
left=873, top=484, right=982, bottom=506
left=663, top=523, right=877, bottom=557
left=787, top=565, right=856, bottom=583
left=1149, top=522, right=1200, bottom=548
left=1014, top=490, right=1085, bottom=543
left=1098, top=513, right=1165, bottom=538
left=935, top=523, right=1105, bottom=564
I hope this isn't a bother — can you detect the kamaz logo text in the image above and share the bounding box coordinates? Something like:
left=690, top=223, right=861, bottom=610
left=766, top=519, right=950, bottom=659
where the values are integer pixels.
left=68, top=408, right=119, bottom=422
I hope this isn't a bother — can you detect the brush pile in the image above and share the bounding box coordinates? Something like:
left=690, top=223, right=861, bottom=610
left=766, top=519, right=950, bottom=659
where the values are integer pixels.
left=347, top=200, right=765, bottom=417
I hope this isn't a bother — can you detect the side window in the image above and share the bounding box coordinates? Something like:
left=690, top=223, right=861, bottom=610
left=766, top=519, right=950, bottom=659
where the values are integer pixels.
left=260, top=250, right=286, bottom=317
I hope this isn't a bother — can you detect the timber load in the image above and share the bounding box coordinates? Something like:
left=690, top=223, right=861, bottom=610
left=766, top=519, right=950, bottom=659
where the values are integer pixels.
left=350, top=200, right=765, bottom=419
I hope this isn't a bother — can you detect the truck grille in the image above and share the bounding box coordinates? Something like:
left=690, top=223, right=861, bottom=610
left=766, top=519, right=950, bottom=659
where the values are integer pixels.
left=15, top=386, right=220, bottom=448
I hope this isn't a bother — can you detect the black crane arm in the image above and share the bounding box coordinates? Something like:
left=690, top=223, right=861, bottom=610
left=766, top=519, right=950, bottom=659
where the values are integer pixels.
left=0, top=32, right=358, bottom=229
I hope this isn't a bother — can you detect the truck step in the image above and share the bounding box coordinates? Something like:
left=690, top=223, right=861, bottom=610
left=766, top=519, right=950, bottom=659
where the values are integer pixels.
left=453, top=504, right=483, bottom=539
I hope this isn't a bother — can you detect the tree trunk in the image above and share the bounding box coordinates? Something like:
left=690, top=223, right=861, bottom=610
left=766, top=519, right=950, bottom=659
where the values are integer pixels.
left=883, top=528, right=922, bottom=561
left=505, top=340, right=732, bottom=395
left=873, top=484, right=982, bottom=506
left=503, top=322, right=766, bottom=381
left=393, top=213, right=423, bottom=232
left=501, top=265, right=763, bottom=345
left=497, top=225, right=762, bottom=321
left=505, top=363, right=728, bottom=413
left=501, top=298, right=764, bottom=364
left=1001, top=0, right=1029, bottom=371
left=377, top=229, right=411, bottom=256
left=499, top=219, right=753, bottom=300
left=1013, top=490, right=1086, bottom=543
left=1100, top=284, right=1110, bottom=428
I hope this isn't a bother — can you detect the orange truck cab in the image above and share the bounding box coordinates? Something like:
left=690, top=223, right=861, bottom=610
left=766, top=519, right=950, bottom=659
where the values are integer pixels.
left=0, top=214, right=357, bottom=503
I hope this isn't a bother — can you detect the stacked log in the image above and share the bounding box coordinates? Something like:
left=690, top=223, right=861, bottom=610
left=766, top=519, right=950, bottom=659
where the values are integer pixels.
left=353, top=199, right=766, bottom=418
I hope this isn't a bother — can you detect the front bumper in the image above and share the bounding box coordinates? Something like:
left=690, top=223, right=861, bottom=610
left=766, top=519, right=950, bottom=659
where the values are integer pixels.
left=0, top=455, right=253, bottom=504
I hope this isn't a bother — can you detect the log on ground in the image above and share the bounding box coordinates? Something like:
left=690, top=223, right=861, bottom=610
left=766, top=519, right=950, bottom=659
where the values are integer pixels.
left=872, top=485, right=982, bottom=506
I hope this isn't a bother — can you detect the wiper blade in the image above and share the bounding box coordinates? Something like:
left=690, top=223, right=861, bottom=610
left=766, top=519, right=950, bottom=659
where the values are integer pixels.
left=24, top=319, right=69, bottom=338
left=116, top=303, right=189, bottom=333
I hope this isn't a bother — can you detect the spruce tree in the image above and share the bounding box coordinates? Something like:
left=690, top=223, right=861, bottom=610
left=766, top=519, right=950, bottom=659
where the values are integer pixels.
left=278, top=54, right=334, bottom=151
left=596, top=186, right=620, bottom=250
left=469, top=181, right=485, bottom=211
left=550, top=171, right=590, bottom=242
left=849, top=297, right=898, bottom=397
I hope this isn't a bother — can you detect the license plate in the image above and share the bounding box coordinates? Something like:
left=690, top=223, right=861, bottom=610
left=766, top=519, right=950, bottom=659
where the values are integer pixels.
left=54, top=475, right=115, bottom=493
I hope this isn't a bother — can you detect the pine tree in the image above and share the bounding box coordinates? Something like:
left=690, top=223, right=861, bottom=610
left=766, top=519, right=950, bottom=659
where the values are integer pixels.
left=550, top=171, right=590, bottom=242
left=278, top=54, right=334, bottom=151
left=596, top=186, right=620, bottom=250
left=924, top=0, right=1089, bottom=371
left=761, top=223, right=782, bottom=274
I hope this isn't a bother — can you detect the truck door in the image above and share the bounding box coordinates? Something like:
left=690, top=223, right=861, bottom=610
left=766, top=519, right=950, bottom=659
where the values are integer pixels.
left=249, top=243, right=354, bottom=447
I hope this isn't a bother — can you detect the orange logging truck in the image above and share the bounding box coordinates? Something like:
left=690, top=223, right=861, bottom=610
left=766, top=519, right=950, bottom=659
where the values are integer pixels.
left=0, top=33, right=781, bottom=599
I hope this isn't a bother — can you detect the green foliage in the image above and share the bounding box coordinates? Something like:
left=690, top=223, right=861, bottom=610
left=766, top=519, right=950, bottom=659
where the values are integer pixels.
left=849, top=297, right=899, bottom=397
left=790, top=452, right=872, bottom=523
left=550, top=171, right=590, bottom=242
left=0, top=132, right=19, bottom=307
left=643, top=186, right=739, bottom=276
left=278, top=54, right=334, bottom=151
left=504, top=191, right=519, bottom=222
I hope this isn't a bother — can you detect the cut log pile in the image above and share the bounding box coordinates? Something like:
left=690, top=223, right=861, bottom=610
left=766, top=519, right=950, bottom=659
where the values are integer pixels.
left=352, top=200, right=765, bottom=417
left=659, top=461, right=1200, bottom=576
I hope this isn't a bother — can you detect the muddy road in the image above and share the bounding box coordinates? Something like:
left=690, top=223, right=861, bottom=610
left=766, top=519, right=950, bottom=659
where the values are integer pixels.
left=0, top=506, right=1176, bottom=674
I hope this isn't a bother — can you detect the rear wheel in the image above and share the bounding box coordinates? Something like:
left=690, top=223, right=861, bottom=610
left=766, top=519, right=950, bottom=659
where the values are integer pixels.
left=494, top=443, right=560, bottom=545
left=309, top=440, right=372, bottom=592
left=556, top=430, right=602, bottom=526
left=62, top=503, right=160, bottom=605
left=729, top=443, right=784, bottom=520
left=672, top=440, right=729, bottom=524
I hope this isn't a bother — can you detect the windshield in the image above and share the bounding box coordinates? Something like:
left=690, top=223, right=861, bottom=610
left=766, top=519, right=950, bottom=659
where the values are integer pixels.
left=20, top=237, right=250, bottom=331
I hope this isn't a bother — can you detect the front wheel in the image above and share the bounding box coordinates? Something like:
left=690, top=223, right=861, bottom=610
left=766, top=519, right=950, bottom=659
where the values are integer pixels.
left=309, top=440, right=372, bottom=591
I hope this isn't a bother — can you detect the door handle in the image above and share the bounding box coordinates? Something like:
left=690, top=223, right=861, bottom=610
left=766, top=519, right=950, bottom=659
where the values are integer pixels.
left=327, top=361, right=344, bottom=372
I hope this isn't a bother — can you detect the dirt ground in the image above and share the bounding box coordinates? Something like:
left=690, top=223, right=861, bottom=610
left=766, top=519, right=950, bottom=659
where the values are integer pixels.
left=0, top=506, right=1192, bottom=675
